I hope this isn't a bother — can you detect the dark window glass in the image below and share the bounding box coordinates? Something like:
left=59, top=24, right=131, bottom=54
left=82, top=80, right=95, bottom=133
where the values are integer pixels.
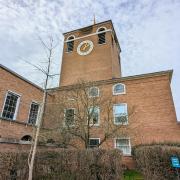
left=10, top=168, right=17, bottom=180
left=114, top=84, right=125, bottom=94
left=89, top=107, right=99, bottom=125
left=89, top=87, right=99, bottom=97
left=2, top=92, right=19, bottom=120
left=98, top=28, right=106, bottom=44
left=65, top=109, right=75, bottom=126
left=21, top=135, right=32, bottom=141
left=67, top=36, right=74, bottom=52
left=89, top=139, right=100, bottom=148
left=28, top=103, right=39, bottom=124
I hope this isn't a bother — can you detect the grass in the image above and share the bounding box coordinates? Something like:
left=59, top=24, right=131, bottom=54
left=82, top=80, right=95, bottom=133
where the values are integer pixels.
left=123, top=169, right=144, bottom=180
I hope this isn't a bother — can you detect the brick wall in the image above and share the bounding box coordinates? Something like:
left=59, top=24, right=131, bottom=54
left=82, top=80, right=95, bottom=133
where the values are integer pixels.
left=0, top=66, right=43, bottom=140
left=44, top=73, right=180, bottom=149
left=60, top=21, right=121, bottom=86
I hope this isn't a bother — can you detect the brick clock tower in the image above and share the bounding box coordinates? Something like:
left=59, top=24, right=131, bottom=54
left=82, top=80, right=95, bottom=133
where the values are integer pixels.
left=60, top=20, right=122, bottom=86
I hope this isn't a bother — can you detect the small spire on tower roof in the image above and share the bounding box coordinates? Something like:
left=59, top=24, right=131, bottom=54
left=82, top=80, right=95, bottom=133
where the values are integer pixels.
left=93, top=14, right=96, bottom=25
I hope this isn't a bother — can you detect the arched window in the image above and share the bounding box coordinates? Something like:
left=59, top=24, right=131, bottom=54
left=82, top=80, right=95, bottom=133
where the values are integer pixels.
left=21, top=135, right=32, bottom=142
left=89, top=87, right=99, bottom=97
left=113, top=83, right=126, bottom=95
left=97, top=27, right=106, bottom=44
left=67, top=35, right=75, bottom=52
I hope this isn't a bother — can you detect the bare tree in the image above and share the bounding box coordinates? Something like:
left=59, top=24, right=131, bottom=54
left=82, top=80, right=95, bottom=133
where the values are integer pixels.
left=41, top=80, right=135, bottom=149
left=27, top=36, right=58, bottom=180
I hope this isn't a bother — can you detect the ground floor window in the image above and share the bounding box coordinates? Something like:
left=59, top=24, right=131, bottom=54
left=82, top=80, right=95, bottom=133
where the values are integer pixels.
left=115, top=138, right=131, bottom=155
left=2, top=91, right=20, bottom=120
left=89, top=138, right=100, bottom=148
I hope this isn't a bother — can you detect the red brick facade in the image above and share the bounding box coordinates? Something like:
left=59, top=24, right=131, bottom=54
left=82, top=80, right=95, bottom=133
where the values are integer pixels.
left=0, top=65, right=43, bottom=141
left=60, top=20, right=121, bottom=86
left=0, top=20, right=179, bottom=169
left=46, top=71, right=180, bottom=146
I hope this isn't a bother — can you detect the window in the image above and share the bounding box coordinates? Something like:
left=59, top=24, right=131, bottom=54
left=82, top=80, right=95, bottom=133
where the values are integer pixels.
left=89, top=87, right=99, bottom=97
left=115, top=138, right=131, bottom=155
left=21, top=135, right=32, bottom=142
left=89, top=138, right=100, bottom=148
left=113, top=83, right=125, bottom=95
left=89, top=107, right=100, bottom=126
left=28, top=102, right=39, bottom=124
left=67, top=35, right=75, bottom=52
left=97, top=27, right=106, bottom=44
left=2, top=91, right=20, bottom=120
left=10, top=169, right=17, bottom=180
left=65, top=108, right=75, bottom=126
left=113, top=104, right=128, bottom=125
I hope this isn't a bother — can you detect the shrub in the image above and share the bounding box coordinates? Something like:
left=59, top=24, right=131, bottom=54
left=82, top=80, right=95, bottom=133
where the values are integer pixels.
left=0, top=152, right=28, bottom=180
left=0, top=149, right=123, bottom=180
left=133, top=145, right=180, bottom=180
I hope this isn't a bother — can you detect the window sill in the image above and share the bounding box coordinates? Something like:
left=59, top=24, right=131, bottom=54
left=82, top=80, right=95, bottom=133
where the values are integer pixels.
left=114, top=123, right=128, bottom=126
left=113, top=92, right=126, bottom=96
left=123, top=154, right=132, bottom=157
left=98, top=43, right=106, bottom=45
left=89, top=95, right=99, bottom=98
left=90, top=124, right=100, bottom=127
left=65, top=51, right=73, bottom=53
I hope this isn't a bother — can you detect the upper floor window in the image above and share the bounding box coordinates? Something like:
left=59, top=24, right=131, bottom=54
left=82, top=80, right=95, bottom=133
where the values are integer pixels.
left=97, top=27, right=106, bottom=44
left=28, top=102, right=39, bottom=125
left=89, top=138, right=100, bottom=148
left=89, top=107, right=100, bottom=126
left=65, top=108, right=75, bottom=126
left=115, top=138, right=131, bottom=155
left=89, top=87, right=99, bottom=97
left=113, top=104, right=128, bottom=125
left=113, top=83, right=126, bottom=95
left=2, top=91, right=20, bottom=120
left=67, top=35, right=75, bottom=52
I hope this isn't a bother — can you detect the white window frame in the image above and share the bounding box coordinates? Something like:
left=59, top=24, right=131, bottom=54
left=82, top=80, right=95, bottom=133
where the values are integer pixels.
left=64, top=108, right=76, bottom=127
left=66, top=35, right=75, bottom=53
left=89, top=106, right=100, bottom=126
left=88, top=87, right=100, bottom=98
left=89, top=138, right=100, bottom=148
left=96, top=26, right=107, bottom=33
left=113, top=83, right=126, bottom=95
left=27, top=101, right=40, bottom=125
left=66, top=35, right=75, bottom=41
left=113, top=103, right=128, bottom=125
left=96, top=26, right=107, bottom=45
left=114, top=137, right=131, bottom=156
left=1, top=90, right=21, bottom=120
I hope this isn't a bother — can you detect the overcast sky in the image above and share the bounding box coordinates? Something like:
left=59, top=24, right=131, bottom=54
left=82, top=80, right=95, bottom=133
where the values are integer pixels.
left=0, top=0, right=180, bottom=120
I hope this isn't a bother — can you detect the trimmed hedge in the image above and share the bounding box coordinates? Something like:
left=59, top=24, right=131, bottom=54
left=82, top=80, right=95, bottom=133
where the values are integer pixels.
left=0, top=149, right=123, bottom=180
left=133, top=145, right=180, bottom=180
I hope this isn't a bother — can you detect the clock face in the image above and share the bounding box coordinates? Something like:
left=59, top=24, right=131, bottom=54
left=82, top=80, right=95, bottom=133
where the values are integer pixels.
left=77, top=40, right=94, bottom=56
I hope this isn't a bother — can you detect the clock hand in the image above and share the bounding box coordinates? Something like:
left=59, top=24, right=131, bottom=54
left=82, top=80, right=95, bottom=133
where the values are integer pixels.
left=82, top=43, right=90, bottom=51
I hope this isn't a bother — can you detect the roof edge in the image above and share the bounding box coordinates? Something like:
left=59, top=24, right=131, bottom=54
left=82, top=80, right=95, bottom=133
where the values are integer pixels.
left=0, top=64, right=43, bottom=91
left=48, top=69, right=173, bottom=91
left=63, top=20, right=112, bottom=35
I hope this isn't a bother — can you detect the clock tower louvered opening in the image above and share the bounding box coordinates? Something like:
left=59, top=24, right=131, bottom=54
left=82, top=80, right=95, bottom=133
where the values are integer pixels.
left=60, top=20, right=121, bottom=86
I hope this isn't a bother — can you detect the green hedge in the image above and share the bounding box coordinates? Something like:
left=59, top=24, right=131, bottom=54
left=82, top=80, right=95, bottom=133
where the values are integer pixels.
left=0, top=149, right=123, bottom=180
left=133, top=145, right=180, bottom=180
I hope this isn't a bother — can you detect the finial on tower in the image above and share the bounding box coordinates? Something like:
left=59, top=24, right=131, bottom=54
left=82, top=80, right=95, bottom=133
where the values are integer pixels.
left=93, top=14, right=96, bottom=25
